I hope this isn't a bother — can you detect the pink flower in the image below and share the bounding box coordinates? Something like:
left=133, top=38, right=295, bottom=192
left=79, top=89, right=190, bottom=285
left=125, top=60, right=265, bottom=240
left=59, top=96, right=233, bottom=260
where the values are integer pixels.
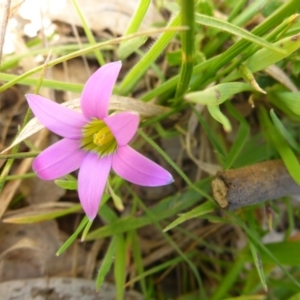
left=26, top=61, right=173, bottom=220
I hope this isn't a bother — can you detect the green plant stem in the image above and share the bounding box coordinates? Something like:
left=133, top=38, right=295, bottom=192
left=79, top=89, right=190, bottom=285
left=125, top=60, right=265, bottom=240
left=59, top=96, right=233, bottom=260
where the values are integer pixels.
left=0, top=152, right=40, bottom=159
left=175, top=0, right=194, bottom=99
left=124, top=0, right=151, bottom=35
left=5, top=173, right=36, bottom=181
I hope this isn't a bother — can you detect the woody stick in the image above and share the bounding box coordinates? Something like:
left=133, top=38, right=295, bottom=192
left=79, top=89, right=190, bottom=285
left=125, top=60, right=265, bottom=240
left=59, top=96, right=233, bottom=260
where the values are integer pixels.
left=211, top=159, right=300, bottom=209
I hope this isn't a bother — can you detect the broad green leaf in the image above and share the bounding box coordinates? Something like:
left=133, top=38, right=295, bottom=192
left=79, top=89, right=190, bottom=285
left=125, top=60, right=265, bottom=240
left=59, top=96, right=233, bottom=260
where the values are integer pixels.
left=224, top=296, right=266, bottom=300
left=261, top=241, right=300, bottom=266
left=163, top=201, right=216, bottom=232
left=270, top=109, right=300, bottom=153
left=287, top=292, right=300, bottom=300
left=195, top=13, right=286, bottom=54
left=268, top=90, right=300, bottom=116
left=185, top=82, right=255, bottom=105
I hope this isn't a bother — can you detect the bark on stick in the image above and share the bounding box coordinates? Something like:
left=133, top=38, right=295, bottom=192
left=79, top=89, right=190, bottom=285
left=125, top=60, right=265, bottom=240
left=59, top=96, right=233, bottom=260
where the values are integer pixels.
left=211, top=159, right=300, bottom=210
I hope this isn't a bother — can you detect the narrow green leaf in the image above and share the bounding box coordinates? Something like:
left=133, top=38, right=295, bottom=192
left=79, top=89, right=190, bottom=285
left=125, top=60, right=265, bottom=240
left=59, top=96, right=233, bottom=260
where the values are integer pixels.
left=130, top=231, right=147, bottom=295
left=3, top=203, right=82, bottom=224
left=117, top=36, right=147, bottom=60
left=123, top=0, right=151, bottom=35
left=226, top=34, right=300, bottom=82
left=114, top=235, right=126, bottom=300
left=70, top=0, right=105, bottom=65
left=211, top=254, right=245, bottom=300
left=259, top=107, right=300, bottom=185
left=195, top=13, right=286, bottom=54
left=175, top=0, right=195, bottom=98
left=249, top=240, right=268, bottom=292
left=81, top=220, right=93, bottom=241
left=228, top=211, right=300, bottom=290
left=163, top=201, right=216, bottom=232
left=270, top=109, right=300, bottom=153
left=56, top=216, right=89, bottom=256
left=118, top=14, right=181, bottom=95
left=190, top=105, right=227, bottom=160
left=96, top=236, right=117, bottom=290
left=86, top=178, right=211, bottom=240
left=0, top=73, right=83, bottom=93
left=224, top=101, right=250, bottom=169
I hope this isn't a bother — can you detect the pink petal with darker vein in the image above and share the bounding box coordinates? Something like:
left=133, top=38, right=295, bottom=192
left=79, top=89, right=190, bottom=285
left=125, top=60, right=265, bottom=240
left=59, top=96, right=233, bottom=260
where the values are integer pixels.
left=26, top=94, right=88, bottom=139
left=33, top=138, right=85, bottom=180
left=112, top=145, right=174, bottom=187
left=80, top=61, right=122, bottom=120
left=78, top=152, right=112, bottom=220
left=104, top=112, right=139, bottom=146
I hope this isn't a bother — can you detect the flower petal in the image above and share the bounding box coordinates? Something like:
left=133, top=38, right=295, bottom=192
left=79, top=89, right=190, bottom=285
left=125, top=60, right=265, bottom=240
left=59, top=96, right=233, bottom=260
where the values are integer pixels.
left=80, top=61, right=122, bottom=120
left=26, top=94, right=89, bottom=139
left=112, top=145, right=174, bottom=186
left=33, top=138, right=85, bottom=180
left=104, top=112, right=139, bottom=146
left=78, top=153, right=112, bottom=220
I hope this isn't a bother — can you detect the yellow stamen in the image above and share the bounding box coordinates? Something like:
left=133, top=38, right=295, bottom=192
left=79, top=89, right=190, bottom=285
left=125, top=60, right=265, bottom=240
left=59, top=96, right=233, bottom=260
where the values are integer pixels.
left=81, top=119, right=117, bottom=157
left=93, top=126, right=114, bottom=146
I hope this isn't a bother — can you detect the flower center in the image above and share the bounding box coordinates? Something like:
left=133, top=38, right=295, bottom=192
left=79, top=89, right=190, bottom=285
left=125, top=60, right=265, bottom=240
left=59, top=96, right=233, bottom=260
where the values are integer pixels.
left=81, top=119, right=117, bottom=157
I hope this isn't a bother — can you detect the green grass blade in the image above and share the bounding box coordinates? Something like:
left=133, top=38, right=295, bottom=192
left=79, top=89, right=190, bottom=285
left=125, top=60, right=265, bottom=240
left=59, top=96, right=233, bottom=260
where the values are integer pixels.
left=175, top=0, right=195, bottom=98
left=259, top=106, right=300, bottom=185
left=56, top=216, right=89, bottom=256
left=195, top=13, right=286, bottom=54
left=226, top=34, right=300, bottom=82
left=96, top=236, right=117, bottom=290
left=86, top=177, right=211, bottom=240
left=114, top=234, right=126, bottom=300
left=70, top=0, right=105, bottom=65
left=118, top=13, right=181, bottom=95
left=163, top=200, right=216, bottom=232
left=228, top=211, right=300, bottom=290
left=224, top=101, right=250, bottom=169
left=270, top=109, right=300, bottom=153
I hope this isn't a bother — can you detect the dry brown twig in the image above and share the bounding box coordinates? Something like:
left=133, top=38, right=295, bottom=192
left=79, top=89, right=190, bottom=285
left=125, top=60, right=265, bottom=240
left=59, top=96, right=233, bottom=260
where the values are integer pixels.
left=211, top=159, right=300, bottom=209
